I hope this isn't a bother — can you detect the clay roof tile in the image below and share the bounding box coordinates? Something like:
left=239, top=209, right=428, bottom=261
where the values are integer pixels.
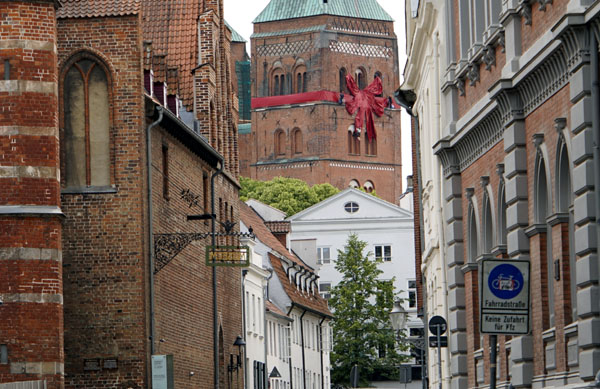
left=57, top=0, right=141, bottom=19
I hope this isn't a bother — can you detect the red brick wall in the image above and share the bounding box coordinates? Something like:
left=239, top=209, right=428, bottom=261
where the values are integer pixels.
left=249, top=104, right=402, bottom=203
left=57, top=14, right=148, bottom=388
left=151, top=122, right=243, bottom=389
left=247, top=15, right=402, bottom=203
left=521, top=0, right=568, bottom=53
left=0, top=1, right=63, bottom=387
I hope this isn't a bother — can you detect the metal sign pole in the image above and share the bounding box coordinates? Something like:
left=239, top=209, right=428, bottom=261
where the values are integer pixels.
left=490, top=334, right=497, bottom=389
left=436, top=324, right=442, bottom=389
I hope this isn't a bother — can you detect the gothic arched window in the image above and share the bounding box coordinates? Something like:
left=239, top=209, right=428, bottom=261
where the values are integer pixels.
left=292, top=128, right=303, bottom=154
left=63, top=56, right=111, bottom=188
left=274, top=130, right=286, bottom=156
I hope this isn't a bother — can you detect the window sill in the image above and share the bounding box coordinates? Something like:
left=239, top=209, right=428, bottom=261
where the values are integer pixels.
left=62, top=185, right=117, bottom=194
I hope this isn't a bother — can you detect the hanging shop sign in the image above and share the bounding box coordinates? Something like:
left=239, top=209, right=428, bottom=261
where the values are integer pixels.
left=205, top=245, right=250, bottom=267
left=480, top=259, right=530, bottom=335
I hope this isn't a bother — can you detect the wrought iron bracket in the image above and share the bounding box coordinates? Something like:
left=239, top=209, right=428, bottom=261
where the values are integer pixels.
left=153, top=231, right=255, bottom=274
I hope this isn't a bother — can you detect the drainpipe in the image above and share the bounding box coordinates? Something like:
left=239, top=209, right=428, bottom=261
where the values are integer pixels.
left=591, top=28, right=600, bottom=299
left=146, top=105, right=163, bottom=363
left=264, top=268, right=273, bottom=389
left=212, top=159, right=225, bottom=389
left=300, top=309, right=307, bottom=389
left=241, top=269, right=248, bottom=389
left=319, top=316, right=326, bottom=389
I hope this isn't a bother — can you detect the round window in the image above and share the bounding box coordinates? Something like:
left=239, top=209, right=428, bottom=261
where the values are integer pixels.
left=344, top=201, right=359, bottom=213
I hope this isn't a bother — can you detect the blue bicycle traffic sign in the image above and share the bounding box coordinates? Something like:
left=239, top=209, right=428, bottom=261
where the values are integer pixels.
left=488, top=263, right=524, bottom=300
left=481, top=259, right=530, bottom=335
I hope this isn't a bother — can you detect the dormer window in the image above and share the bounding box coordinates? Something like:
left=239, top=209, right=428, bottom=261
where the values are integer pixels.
left=344, top=201, right=359, bottom=213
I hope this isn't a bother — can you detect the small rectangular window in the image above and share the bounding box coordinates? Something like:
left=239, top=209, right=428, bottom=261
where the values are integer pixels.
left=319, top=282, right=331, bottom=299
left=3, top=60, right=10, bottom=81
left=317, top=247, right=331, bottom=264
left=409, top=291, right=417, bottom=308
left=0, top=345, right=7, bottom=364
left=375, top=245, right=392, bottom=261
left=408, top=280, right=417, bottom=289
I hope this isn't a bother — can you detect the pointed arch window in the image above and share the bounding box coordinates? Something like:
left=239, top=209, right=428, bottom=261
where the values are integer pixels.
left=467, top=203, right=479, bottom=263
left=535, top=154, right=554, bottom=327
left=556, top=140, right=576, bottom=321
left=482, top=193, right=493, bottom=254
left=63, top=57, right=110, bottom=188
left=497, top=183, right=507, bottom=247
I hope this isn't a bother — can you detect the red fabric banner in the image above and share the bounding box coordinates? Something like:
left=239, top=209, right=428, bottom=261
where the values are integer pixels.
left=251, top=90, right=341, bottom=109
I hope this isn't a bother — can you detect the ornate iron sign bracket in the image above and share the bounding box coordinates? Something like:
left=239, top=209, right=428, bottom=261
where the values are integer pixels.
left=153, top=231, right=255, bottom=274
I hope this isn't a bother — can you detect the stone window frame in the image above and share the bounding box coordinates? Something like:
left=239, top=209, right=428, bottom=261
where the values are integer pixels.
left=534, top=145, right=555, bottom=329
left=59, top=50, right=115, bottom=192
left=497, top=171, right=508, bottom=249
left=363, top=180, right=375, bottom=194
left=481, top=182, right=496, bottom=255
left=466, top=190, right=480, bottom=263
left=555, top=131, right=577, bottom=321
left=348, top=179, right=360, bottom=189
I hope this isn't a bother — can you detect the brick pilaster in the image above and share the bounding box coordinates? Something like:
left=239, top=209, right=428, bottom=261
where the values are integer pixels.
left=0, top=1, right=63, bottom=388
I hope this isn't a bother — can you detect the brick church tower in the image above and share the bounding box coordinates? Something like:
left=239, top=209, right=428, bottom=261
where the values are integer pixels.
left=241, top=0, right=403, bottom=204
left=0, top=0, right=64, bottom=387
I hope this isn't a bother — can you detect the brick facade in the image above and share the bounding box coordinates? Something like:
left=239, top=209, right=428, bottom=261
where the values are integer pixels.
left=1, top=0, right=243, bottom=387
left=0, top=1, right=63, bottom=388
left=243, top=8, right=403, bottom=204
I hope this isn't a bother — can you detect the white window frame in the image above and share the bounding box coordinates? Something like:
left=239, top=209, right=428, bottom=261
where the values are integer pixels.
left=317, top=247, right=331, bottom=264
left=374, top=244, right=392, bottom=262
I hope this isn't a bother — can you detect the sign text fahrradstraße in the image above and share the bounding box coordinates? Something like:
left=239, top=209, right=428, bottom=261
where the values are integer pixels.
left=480, top=259, right=530, bottom=335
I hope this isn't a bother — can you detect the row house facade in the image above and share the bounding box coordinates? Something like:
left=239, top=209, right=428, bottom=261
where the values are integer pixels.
left=0, top=0, right=243, bottom=388
left=239, top=201, right=333, bottom=389
left=404, top=0, right=600, bottom=388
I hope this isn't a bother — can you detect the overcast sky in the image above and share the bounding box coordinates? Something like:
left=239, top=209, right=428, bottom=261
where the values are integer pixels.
left=224, top=0, right=414, bottom=188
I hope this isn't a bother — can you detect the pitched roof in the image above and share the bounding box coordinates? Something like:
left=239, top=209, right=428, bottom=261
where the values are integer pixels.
left=253, top=0, right=393, bottom=23
left=225, top=21, right=247, bottom=43
left=239, top=201, right=331, bottom=318
left=57, top=0, right=141, bottom=18
left=270, top=252, right=331, bottom=317
left=239, top=201, right=304, bottom=267
left=142, top=0, right=201, bottom=108
left=266, top=300, right=290, bottom=319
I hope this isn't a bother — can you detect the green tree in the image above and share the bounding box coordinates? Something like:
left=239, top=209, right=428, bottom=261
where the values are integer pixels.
left=239, top=176, right=339, bottom=215
left=329, top=234, right=408, bottom=386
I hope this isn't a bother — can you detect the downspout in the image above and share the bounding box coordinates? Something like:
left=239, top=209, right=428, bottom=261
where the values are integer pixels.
left=319, top=316, right=326, bottom=389
left=146, top=105, right=163, bottom=362
left=212, top=159, right=225, bottom=389
left=264, top=268, right=273, bottom=389
left=300, top=309, right=307, bottom=389
left=241, top=269, right=248, bottom=389
left=591, top=28, right=600, bottom=300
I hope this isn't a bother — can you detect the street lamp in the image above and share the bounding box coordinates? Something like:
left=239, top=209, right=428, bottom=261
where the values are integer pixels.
left=229, top=336, right=246, bottom=389
left=389, top=300, right=408, bottom=333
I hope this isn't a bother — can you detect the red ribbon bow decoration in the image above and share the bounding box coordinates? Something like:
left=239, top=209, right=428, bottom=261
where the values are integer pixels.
left=342, top=74, right=388, bottom=141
